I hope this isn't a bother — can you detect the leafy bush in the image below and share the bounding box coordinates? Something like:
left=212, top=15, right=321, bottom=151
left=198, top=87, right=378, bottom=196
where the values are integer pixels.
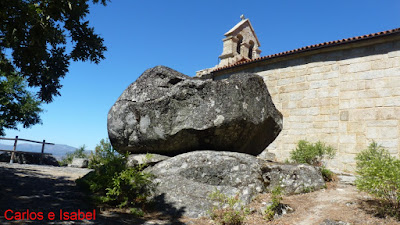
left=88, top=139, right=120, bottom=169
left=264, top=185, right=283, bottom=221
left=76, top=139, right=155, bottom=215
left=59, top=145, right=88, bottom=166
left=290, top=140, right=336, bottom=166
left=355, top=141, right=400, bottom=218
left=103, top=167, right=155, bottom=207
left=77, top=153, right=126, bottom=193
left=208, top=189, right=249, bottom=225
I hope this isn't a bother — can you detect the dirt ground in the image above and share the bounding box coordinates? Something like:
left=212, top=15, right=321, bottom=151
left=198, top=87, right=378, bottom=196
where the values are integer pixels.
left=0, top=162, right=398, bottom=225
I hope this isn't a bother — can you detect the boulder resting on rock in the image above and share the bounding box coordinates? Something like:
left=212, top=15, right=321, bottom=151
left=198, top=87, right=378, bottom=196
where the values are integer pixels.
left=108, top=66, right=282, bottom=156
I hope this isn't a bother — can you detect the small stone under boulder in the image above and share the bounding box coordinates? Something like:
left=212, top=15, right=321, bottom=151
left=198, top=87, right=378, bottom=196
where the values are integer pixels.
left=68, top=157, right=89, bottom=168
left=107, top=66, right=282, bottom=156
left=126, top=153, right=170, bottom=167
left=145, top=151, right=325, bottom=218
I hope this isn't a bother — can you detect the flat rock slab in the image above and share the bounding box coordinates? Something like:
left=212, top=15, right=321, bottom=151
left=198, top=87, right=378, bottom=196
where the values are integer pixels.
left=108, top=66, right=282, bottom=156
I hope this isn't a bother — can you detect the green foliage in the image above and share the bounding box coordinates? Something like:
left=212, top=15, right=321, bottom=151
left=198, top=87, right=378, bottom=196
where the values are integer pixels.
left=59, top=145, right=88, bottom=166
left=321, top=166, right=335, bottom=182
left=290, top=140, right=336, bottom=166
left=77, top=154, right=125, bottom=193
left=0, top=73, right=42, bottom=135
left=102, top=167, right=155, bottom=208
left=301, top=186, right=314, bottom=194
left=82, top=139, right=126, bottom=192
left=88, top=139, right=120, bottom=169
left=208, top=189, right=249, bottom=225
left=76, top=139, right=155, bottom=216
left=264, top=185, right=283, bottom=221
left=355, top=141, right=400, bottom=218
left=0, top=0, right=108, bottom=135
left=129, top=207, right=145, bottom=217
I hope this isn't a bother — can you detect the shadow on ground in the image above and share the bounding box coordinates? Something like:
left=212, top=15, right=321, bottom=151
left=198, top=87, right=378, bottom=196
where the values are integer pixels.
left=0, top=164, right=186, bottom=224
left=358, top=198, right=400, bottom=221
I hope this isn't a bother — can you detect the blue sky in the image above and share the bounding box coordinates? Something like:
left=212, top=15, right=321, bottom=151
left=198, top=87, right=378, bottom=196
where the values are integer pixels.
left=3, top=0, right=400, bottom=150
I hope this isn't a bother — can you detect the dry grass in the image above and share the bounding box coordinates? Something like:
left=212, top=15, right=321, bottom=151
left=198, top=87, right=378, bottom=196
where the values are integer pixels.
left=181, top=182, right=400, bottom=225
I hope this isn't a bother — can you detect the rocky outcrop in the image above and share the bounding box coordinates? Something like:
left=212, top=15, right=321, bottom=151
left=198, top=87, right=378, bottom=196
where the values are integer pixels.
left=258, top=151, right=276, bottom=161
left=0, top=152, right=59, bottom=166
left=145, top=151, right=325, bottom=218
left=108, top=66, right=282, bottom=156
left=261, top=163, right=325, bottom=194
left=145, top=151, right=266, bottom=218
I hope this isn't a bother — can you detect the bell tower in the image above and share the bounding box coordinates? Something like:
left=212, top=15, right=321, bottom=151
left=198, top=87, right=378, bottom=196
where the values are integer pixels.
left=218, top=15, right=261, bottom=67
left=196, top=15, right=261, bottom=77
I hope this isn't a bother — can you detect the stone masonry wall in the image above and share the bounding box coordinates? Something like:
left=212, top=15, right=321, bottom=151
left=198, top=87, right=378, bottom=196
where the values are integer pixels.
left=214, top=38, right=400, bottom=172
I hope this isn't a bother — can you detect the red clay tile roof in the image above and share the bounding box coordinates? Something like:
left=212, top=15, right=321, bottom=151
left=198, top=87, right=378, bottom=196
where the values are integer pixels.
left=212, top=27, right=400, bottom=73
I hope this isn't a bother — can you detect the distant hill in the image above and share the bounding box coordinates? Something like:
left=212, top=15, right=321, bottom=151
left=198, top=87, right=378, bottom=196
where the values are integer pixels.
left=0, top=143, right=87, bottom=160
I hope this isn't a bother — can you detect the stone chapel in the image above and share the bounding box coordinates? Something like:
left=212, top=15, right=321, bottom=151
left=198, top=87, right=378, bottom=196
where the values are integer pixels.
left=197, top=16, right=400, bottom=171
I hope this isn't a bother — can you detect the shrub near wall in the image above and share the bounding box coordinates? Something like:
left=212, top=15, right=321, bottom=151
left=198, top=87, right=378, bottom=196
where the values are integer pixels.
left=290, top=140, right=336, bottom=166
left=290, top=140, right=336, bottom=181
left=355, top=141, right=400, bottom=218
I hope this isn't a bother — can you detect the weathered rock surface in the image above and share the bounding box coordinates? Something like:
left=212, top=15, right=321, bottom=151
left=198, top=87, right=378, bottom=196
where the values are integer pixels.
left=0, top=152, right=59, bottom=166
left=261, top=163, right=325, bottom=194
left=258, top=151, right=276, bottom=161
left=108, top=66, right=282, bottom=156
left=126, top=153, right=170, bottom=167
left=68, top=157, right=88, bottom=168
left=145, top=151, right=266, bottom=218
left=145, top=151, right=325, bottom=218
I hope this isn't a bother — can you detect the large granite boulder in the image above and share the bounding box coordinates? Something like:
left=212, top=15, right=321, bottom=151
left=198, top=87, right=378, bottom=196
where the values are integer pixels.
left=108, top=66, right=282, bottom=156
left=145, top=151, right=325, bottom=218
left=145, top=151, right=266, bottom=218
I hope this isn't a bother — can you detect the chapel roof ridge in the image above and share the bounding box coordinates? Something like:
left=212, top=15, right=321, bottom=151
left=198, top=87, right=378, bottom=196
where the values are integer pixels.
left=213, top=26, right=400, bottom=73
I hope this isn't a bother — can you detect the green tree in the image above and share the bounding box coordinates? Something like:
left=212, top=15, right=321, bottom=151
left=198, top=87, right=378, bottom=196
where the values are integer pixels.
left=0, top=73, right=42, bottom=135
left=88, top=138, right=119, bottom=169
left=0, top=0, right=108, bottom=134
